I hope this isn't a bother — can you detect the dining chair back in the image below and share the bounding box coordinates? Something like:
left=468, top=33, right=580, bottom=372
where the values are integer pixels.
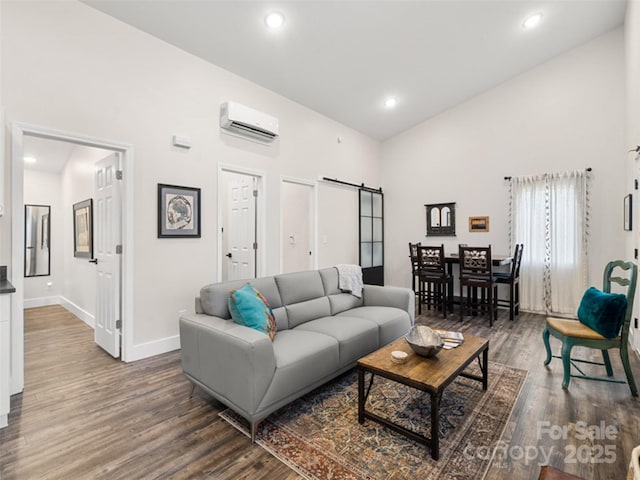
left=408, top=242, right=421, bottom=294
left=416, top=244, right=452, bottom=318
left=458, top=245, right=497, bottom=326
left=495, top=243, right=524, bottom=320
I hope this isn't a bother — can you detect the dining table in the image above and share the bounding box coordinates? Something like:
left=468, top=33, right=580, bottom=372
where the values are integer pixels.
left=443, top=253, right=513, bottom=312
left=444, top=253, right=513, bottom=277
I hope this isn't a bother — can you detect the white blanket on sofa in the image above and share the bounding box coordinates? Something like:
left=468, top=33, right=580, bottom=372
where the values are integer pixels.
left=336, top=264, right=364, bottom=298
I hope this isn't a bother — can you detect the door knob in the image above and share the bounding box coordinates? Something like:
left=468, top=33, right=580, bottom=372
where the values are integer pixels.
left=226, top=253, right=233, bottom=258
left=89, top=258, right=98, bottom=264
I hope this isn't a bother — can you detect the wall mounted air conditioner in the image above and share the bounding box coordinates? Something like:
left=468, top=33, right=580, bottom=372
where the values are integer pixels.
left=220, top=101, right=279, bottom=142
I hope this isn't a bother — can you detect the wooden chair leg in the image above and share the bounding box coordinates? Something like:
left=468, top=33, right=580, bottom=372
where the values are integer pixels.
left=441, top=282, right=448, bottom=319
left=542, top=327, right=553, bottom=366
left=620, top=345, right=639, bottom=397
left=490, top=287, right=494, bottom=320
left=561, top=339, right=574, bottom=390
left=509, top=282, right=515, bottom=320
left=601, top=350, right=614, bottom=377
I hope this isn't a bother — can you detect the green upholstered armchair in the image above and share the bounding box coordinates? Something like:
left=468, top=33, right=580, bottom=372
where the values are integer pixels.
left=542, top=260, right=638, bottom=396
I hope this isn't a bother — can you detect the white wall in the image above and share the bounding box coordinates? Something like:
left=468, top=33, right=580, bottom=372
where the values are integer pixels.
left=382, top=28, right=626, bottom=294
left=625, top=1, right=640, bottom=352
left=4, top=1, right=627, bottom=360
left=1, top=2, right=380, bottom=353
left=23, top=170, right=62, bottom=303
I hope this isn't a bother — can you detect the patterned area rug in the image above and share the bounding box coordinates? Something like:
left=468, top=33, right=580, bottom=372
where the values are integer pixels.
left=220, top=361, right=527, bottom=480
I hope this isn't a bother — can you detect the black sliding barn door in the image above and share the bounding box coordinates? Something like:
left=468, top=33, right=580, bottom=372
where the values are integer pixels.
left=359, top=188, right=384, bottom=285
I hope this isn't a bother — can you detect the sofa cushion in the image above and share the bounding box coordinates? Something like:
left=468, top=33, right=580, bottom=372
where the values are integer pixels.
left=577, top=286, right=627, bottom=339
left=200, top=277, right=282, bottom=319
left=295, top=315, right=379, bottom=367
left=328, top=293, right=363, bottom=315
left=319, top=267, right=341, bottom=295
left=275, top=270, right=325, bottom=305
left=257, top=329, right=339, bottom=410
left=271, top=306, right=289, bottom=331
left=286, top=297, right=331, bottom=328
left=337, top=306, right=412, bottom=346
left=229, top=284, right=277, bottom=340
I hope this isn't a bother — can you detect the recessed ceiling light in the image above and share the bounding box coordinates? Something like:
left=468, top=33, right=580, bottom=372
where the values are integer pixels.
left=523, top=13, right=543, bottom=29
left=23, top=156, right=37, bottom=164
left=384, top=97, right=398, bottom=109
left=265, top=12, right=285, bottom=29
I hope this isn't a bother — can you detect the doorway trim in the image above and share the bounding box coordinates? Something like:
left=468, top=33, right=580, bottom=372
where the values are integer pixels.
left=217, top=164, right=265, bottom=282
left=279, top=176, right=317, bottom=273
left=10, top=122, right=134, bottom=394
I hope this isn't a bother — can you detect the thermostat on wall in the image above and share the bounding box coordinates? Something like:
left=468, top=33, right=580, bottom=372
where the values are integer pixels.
left=172, top=135, right=192, bottom=149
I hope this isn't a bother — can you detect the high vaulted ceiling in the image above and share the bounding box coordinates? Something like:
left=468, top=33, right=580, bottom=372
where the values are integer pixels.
left=84, top=1, right=626, bottom=141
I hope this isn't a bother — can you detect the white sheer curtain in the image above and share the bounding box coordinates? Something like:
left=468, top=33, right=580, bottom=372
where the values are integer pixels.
left=509, top=170, right=590, bottom=315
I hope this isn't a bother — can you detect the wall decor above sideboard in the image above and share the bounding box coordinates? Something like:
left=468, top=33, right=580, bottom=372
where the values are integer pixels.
left=425, top=202, right=456, bottom=237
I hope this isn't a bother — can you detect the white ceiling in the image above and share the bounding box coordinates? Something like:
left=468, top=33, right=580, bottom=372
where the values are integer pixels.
left=23, top=136, right=77, bottom=174
left=22, top=136, right=111, bottom=174
left=84, top=0, right=626, bottom=141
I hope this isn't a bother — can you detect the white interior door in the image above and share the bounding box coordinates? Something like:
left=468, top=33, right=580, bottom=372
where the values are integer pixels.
left=225, top=173, right=256, bottom=281
left=282, top=180, right=314, bottom=273
left=94, top=152, right=121, bottom=357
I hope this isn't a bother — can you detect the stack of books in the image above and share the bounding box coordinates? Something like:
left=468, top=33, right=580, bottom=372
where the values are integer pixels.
left=434, top=330, right=464, bottom=349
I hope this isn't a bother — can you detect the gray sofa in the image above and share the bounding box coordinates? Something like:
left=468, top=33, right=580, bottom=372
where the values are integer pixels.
left=179, top=267, right=414, bottom=440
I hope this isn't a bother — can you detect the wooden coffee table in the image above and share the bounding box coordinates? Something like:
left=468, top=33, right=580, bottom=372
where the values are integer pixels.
left=357, top=333, right=489, bottom=460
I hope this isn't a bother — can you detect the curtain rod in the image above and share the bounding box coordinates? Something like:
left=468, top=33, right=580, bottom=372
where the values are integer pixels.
left=503, top=168, right=592, bottom=181
left=322, top=177, right=383, bottom=193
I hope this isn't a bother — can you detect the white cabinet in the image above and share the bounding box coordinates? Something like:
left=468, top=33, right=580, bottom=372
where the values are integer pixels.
left=0, top=294, right=11, bottom=428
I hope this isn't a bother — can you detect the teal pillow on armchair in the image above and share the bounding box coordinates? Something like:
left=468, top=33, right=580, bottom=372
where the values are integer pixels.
left=577, top=286, right=627, bottom=339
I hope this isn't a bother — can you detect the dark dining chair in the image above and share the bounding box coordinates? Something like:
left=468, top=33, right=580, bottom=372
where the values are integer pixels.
left=458, top=245, right=497, bottom=326
left=416, top=244, right=452, bottom=318
left=495, top=243, right=524, bottom=321
left=408, top=242, right=421, bottom=295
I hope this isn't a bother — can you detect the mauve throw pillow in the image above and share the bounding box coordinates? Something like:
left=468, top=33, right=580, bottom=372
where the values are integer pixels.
left=577, top=287, right=627, bottom=339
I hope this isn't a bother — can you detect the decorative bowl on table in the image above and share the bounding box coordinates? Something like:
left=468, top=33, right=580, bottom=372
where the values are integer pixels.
left=405, top=325, right=444, bottom=357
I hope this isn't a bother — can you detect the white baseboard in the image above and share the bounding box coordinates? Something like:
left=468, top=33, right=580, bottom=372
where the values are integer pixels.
left=127, top=335, right=180, bottom=362
left=23, top=296, right=61, bottom=309
left=59, top=296, right=95, bottom=329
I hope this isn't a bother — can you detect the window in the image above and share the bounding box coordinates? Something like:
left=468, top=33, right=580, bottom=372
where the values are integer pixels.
left=510, top=171, right=589, bottom=315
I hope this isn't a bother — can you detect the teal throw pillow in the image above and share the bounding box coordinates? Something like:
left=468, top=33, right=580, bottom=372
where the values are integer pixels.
left=577, top=286, right=627, bottom=339
left=229, top=284, right=277, bottom=340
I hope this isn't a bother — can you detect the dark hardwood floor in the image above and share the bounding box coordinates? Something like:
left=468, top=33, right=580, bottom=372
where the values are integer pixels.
left=1, top=304, right=638, bottom=479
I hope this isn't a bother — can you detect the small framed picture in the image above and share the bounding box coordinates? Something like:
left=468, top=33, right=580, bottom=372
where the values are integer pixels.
left=469, top=216, right=489, bottom=232
left=73, top=199, right=93, bottom=258
left=624, top=194, right=633, bottom=231
left=158, top=184, right=201, bottom=238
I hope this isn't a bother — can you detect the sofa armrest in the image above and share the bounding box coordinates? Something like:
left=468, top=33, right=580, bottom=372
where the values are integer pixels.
left=179, top=313, right=277, bottom=415
left=362, top=285, right=415, bottom=325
